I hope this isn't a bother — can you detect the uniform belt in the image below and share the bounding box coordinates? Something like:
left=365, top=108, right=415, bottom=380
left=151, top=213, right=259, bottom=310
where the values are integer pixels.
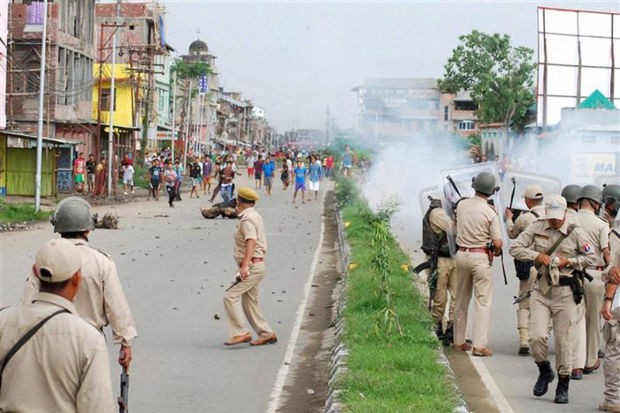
left=588, top=266, right=605, bottom=271
left=251, top=257, right=264, bottom=263
left=558, top=277, right=573, bottom=286
left=458, top=247, right=489, bottom=254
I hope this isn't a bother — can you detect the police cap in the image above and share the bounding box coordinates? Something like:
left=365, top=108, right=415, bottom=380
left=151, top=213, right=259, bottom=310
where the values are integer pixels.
left=238, top=186, right=259, bottom=203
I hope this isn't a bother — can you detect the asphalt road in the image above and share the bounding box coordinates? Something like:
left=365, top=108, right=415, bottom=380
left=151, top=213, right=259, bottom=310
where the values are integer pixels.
left=391, top=210, right=606, bottom=413
left=0, top=175, right=325, bottom=412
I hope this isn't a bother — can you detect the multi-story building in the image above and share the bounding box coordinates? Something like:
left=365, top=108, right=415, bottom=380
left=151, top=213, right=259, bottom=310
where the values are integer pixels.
left=353, top=78, right=478, bottom=141
left=95, top=0, right=172, bottom=160
left=215, top=89, right=249, bottom=148
left=178, top=38, right=219, bottom=154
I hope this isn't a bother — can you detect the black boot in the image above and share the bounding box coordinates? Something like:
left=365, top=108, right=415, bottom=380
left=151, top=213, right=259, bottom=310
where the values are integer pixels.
left=533, top=361, right=555, bottom=397
left=435, top=322, right=445, bottom=343
left=554, top=375, right=569, bottom=404
left=442, top=321, right=454, bottom=346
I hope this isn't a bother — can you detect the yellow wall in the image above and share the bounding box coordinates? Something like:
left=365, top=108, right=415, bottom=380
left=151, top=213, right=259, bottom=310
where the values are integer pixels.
left=92, top=64, right=139, bottom=128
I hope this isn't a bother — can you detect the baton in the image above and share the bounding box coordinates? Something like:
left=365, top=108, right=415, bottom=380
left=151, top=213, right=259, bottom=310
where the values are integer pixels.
left=500, top=251, right=508, bottom=285
left=513, top=290, right=531, bottom=305
left=509, top=177, right=516, bottom=209
left=446, top=175, right=462, bottom=198
left=118, top=367, right=129, bottom=413
left=225, top=273, right=242, bottom=292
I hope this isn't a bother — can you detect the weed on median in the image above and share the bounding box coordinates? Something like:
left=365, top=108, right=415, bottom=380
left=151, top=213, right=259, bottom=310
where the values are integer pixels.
left=337, top=184, right=457, bottom=412
left=0, top=199, right=51, bottom=225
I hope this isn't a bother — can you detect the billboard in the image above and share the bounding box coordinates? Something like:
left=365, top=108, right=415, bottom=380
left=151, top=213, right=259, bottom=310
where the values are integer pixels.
left=537, top=7, right=620, bottom=127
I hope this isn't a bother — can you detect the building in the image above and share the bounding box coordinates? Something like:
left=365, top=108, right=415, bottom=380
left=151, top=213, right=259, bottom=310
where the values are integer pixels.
left=352, top=78, right=478, bottom=142
left=95, top=0, right=172, bottom=160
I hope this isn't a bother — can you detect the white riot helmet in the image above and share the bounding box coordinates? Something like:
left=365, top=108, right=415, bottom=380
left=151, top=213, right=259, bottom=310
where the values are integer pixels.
left=51, top=196, right=97, bottom=233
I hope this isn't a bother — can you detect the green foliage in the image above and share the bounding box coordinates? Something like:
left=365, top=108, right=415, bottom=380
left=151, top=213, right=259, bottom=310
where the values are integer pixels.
left=339, top=189, right=457, bottom=411
left=438, top=30, right=536, bottom=131
left=171, top=59, right=211, bottom=80
left=0, top=199, right=51, bottom=224
left=334, top=176, right=360, bottom=208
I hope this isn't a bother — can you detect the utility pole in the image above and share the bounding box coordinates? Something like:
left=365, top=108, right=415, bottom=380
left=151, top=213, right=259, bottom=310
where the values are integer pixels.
left=183, top=79, right=192, bottom=168
left=107, top=0, right=121, bottom=197
left=171, top=71, right=177, bottom=161
left=325, top=106, right=330, bottom=147
left=34, top=0, right=48, bottom=212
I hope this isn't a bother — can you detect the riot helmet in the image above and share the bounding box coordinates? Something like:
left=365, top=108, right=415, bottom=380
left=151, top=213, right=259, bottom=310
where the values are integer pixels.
left=51, top=196, right=97, bottom=233
left=561, top=185, right=582, bottom=204
left=471, top=172, right=497, bottom=196
left=577, top=185, right=603, bottom=205
left=603, top=184, right=620, bottom=206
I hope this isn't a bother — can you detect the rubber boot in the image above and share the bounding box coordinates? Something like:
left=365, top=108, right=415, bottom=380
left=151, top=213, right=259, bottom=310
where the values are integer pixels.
left=443, top=321, right=454, bottom=346
left=533, top=361, right=555, bottom=397
left=553, top=375, right=569, bottom=404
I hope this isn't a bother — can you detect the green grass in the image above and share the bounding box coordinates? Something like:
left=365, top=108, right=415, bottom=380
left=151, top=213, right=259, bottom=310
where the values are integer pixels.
left=0, top=199, right=51, bottom=224
left=338, top=202, right=458, bottom=412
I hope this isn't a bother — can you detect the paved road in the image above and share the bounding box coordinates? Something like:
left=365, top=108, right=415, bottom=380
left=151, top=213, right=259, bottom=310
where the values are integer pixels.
left=391, top=209, right=606, bottom=413
left=0, top=175, right=326, bottom=412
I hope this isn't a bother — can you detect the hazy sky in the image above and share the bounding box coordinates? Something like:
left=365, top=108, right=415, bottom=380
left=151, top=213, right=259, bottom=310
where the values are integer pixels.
left=161, top=1, right=619, bottom=132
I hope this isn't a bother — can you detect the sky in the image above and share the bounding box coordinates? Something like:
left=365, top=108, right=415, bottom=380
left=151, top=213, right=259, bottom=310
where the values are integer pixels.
left=161, top=0, right=619, bottom=132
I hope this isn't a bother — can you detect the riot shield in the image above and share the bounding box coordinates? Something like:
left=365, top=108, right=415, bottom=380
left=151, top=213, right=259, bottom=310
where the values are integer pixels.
left=438, top=162, right=505, bottom=257
left=500, top=171, right=562, bottom=220
left=418, top=185, right=443, bottom=221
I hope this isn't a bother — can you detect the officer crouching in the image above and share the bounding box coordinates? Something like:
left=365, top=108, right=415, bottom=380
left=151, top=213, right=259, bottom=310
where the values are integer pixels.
left=510, top=194, right=597, bottom=404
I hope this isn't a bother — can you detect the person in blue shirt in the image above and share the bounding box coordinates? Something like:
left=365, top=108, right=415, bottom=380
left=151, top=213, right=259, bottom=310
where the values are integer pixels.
left=308, top=154, right=323, bottom=201
left=262, top=155, right=276, bottom=196
left=341, top=145, right=353, bottom=177
left=292, top=158, right=307, bottom=204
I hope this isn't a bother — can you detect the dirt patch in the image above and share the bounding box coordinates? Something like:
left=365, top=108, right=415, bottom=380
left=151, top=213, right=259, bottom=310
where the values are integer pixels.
left=277, top=191, right=340, bottom=412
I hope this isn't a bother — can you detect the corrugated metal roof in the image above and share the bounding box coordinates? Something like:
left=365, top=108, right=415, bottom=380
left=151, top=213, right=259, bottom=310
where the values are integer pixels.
left=0, top=130, right=79, bottom=145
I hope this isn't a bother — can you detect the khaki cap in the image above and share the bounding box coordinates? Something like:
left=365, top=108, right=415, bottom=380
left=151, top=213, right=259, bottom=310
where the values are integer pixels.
left=238, top=186, right=260, bottom=202
left=523, top=184, right=544, bottom=200
left=545, top=194, right=567, bottom=220
left=34, top=238, right=81, bottom=283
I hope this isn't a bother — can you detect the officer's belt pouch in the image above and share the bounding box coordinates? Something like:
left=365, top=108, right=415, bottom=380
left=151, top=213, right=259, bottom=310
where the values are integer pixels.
left=514, top=259, right=534, bottom=281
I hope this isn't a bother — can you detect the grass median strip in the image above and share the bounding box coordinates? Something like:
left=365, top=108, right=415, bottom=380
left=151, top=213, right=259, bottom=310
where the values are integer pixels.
left=0, top=199, right=51, bottom=225
left=338, top=201, right=458, bottom=412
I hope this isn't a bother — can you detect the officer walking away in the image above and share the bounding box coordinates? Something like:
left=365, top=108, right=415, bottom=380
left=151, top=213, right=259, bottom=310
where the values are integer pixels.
left=603, top=184, right=620, bottom=229
left=1, top=239, right=115, bottom=412
left=572, top=185, right=610, bottom=379
left=421, top=197, right=457, bottom=346
left=509, top=194, right=596, bottom=404
left=453, top=172, right=503, bottom=357
left=600, top=220, right=620, bottom=412
left=22, top=197, right=137, bottom=370
left=505, top=184, right=546, bottom=355
left=223, top=187, right=277, bottom=346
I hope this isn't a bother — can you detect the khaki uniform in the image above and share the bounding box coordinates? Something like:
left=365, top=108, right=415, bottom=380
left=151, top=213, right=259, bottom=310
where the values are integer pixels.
left=507, top=205, right=546, bottom=348
left=454, top=195, right=502, bottom=348
left=602, top=228, right=620, bottom=407
left=0, top=292, right=115, bottom=412
left=224, top=206, right=274, bottom=339
left=572, top=209, right=609, bottom=370
left=509, top=219, right=597, bottom=375
left=428, top=208, right=457, bottom=323
left=22, top=239, right=137, bottom=345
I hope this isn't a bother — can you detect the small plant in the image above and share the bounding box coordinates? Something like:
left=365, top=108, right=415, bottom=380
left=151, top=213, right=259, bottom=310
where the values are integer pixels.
left=334, top=176, right=359, bottom=208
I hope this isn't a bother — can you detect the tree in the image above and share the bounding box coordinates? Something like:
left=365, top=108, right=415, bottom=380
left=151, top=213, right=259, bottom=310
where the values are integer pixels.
left=438, top=30, right=535, bottom=132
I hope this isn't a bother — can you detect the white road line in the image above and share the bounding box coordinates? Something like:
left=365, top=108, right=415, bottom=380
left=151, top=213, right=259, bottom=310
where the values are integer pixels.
left=266, top=189, right=327, bottom=413
left=469, top=355, right=515, bottom=413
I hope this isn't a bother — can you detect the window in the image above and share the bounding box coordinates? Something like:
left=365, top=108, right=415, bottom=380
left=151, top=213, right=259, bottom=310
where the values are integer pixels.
left=444, top=105, right=449, bottom=121
left=458, top=120, right=475, bottom=131
left=100, top=88, right=116, bottom=111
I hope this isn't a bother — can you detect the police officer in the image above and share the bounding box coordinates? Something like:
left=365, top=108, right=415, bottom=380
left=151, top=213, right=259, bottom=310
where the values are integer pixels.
left=600, top=221, right=620, bottom=412
left=0, top=239, right=115, bottom=412
left=505, top=184, right=546, bottom=355
left=603, top=184, right=620, bottom=229
left=453, top=171, right=502, bottom=356
left=22, top=197, right=137, bottom=369
left=572, top=185, right=610, bottom=378
left=422, top=197, right=457, bottom=346
left=510, top=194, right=597, bottom=404
left=562, top=184, right=582, bottom=218
left=223, top=187, right=277, bottom=346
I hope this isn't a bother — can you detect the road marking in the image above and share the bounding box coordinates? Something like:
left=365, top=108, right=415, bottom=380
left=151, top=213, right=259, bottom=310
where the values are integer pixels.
left=266, top=189, right=327, bottom=412
left=469, top=355, right=515, bottom=413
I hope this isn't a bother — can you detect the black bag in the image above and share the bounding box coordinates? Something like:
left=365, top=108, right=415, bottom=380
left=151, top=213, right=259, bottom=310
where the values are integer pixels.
left=514, top=259, right=534, bottom=281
